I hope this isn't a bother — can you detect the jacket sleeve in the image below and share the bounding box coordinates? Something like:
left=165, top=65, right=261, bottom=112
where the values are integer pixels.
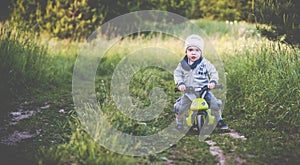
left=205, top=59, right=219, bottom=85
left=174, top=63, right=185, bottom=86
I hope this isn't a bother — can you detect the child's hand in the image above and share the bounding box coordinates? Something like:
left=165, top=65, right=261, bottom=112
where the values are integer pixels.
left=178, top=84, right=186, bottom=92
left=208, top=83, right=215, bottom=89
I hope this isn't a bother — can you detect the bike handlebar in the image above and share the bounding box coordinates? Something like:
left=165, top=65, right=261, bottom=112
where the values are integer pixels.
left=174, top=84, right=223, bottom=93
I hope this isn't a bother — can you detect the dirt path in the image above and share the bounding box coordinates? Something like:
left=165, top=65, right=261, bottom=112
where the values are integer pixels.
left=206, top=140, right=226, bottom=165
left=1, top=100, right=250, bottom=165
left=205, top=129, right=247, bottom=165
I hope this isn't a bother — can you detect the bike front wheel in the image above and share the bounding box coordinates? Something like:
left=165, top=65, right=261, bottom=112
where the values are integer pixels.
left=197, top=115, right=204, bottom=131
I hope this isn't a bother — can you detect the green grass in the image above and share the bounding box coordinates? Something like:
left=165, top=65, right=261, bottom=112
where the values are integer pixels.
left=0, top=23, right=76, bottom=105
left=1, top=19, right=299, bottom=164
left=222, top=40, right=300, bottom=164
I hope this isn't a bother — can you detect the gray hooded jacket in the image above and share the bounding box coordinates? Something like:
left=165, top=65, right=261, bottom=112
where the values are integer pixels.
left=174, top=56, right=219, bottom=100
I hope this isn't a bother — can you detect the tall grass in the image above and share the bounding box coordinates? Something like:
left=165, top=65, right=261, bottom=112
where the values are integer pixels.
left=224, top=40, right=300, bottom=131
left=37, top=126, right=141, bottom=165
left=0, top=23, right=78, bottom=93
left=0, top=23, right=49, bottom=113
left=0, top=24, right=48, bottom=90
left=221, top=39, right=300, bottom=163
left=193, top=19, right=259, bottom=39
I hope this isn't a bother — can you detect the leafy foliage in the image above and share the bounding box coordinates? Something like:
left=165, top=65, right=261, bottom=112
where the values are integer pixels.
left=9, top=0, right=104, bottom=41
left=254, top=0, right=300, bottom=45
left=7, top=0, right=252, bottom=40
left=6, top=0, right=299, bottom=45
left=200, top=0, right=243, bottom=21
left=43, top=0, right=103, bottom=40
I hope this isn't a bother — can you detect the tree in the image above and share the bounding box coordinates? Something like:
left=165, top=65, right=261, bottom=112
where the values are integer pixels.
left=9, top=0, right=104, bottom=41
left=8, top=0, right=265, bottom=40
left=239, top=0, right=254, bottom=22
left=10, top=0, right=43, bottom=31
left=255, top=0, right=300, bottom=45
left=43, top=0, right=103, bottom=40
left=200, top=0, right=242, bottom=21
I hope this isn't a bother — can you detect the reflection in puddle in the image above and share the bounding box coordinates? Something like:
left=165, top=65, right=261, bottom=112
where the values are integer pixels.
left=0, top=102, right=48, bottom=145
left=9, top=109, right=40, bottom=125
left=1, top=131, right=33, bottom=145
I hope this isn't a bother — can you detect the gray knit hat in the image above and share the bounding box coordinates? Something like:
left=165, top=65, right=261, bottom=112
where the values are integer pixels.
left=184, top=34, right=204, bottom=52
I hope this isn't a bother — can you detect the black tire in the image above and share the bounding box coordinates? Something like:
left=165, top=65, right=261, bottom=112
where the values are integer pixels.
left=197, top=115, right=204, bottom=131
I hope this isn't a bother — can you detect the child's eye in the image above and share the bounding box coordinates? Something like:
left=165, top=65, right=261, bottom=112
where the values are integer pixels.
left=188, top=48, right=200, bottom=52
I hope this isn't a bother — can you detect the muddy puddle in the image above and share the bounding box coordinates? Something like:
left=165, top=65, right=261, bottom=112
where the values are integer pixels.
left=1, top=131, right=34, bottom=145
left=0, top=102, right=50, bottom=145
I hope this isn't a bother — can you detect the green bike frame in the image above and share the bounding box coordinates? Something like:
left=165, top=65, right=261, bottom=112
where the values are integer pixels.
left=186, top=98, right=215, bottom=127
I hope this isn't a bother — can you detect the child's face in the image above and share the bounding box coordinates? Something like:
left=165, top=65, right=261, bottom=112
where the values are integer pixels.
left=186, top=46, right=202, bottom=62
